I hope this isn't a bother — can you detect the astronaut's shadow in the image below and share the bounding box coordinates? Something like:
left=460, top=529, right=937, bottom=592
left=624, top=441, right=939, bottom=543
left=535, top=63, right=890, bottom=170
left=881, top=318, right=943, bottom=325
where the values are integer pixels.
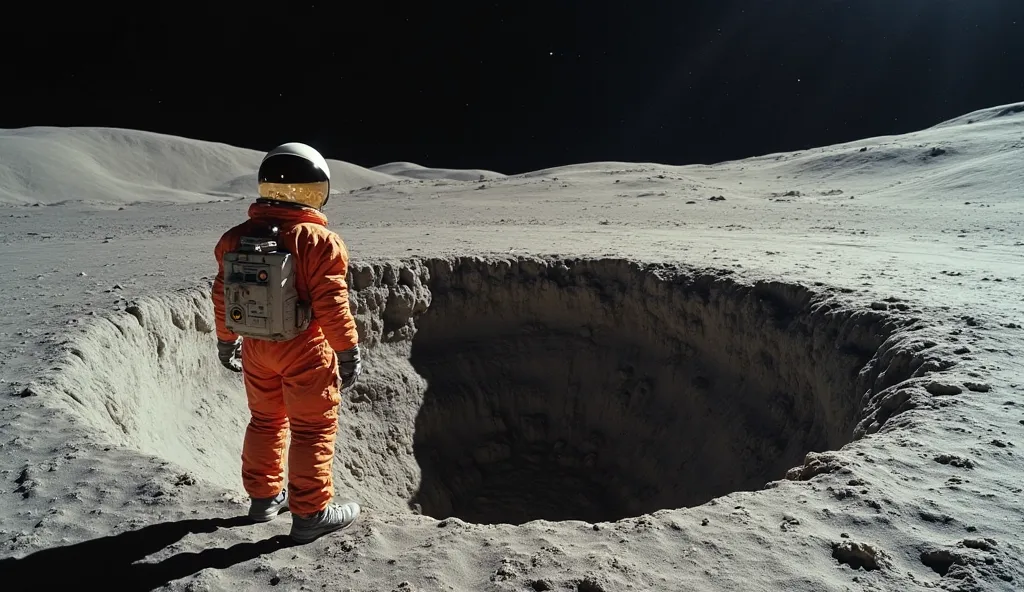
left=0, top=515, right=295, bottom=591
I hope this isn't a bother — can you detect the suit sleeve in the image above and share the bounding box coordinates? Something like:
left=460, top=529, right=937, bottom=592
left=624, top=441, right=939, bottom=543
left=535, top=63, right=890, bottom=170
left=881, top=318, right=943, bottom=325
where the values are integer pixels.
left=212, top=234, right=240, bottom=342
left=304, top=229, right=360, bottom=352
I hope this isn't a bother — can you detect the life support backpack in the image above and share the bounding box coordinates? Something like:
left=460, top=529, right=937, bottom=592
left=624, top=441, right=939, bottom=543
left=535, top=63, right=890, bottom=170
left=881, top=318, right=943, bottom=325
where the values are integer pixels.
left=222, top=223, right=311, bottom=341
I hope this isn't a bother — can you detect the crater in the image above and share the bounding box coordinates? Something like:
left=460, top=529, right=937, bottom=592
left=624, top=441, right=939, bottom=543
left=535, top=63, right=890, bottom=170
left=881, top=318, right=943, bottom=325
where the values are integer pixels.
left=46, top=256, right=930, bottom=527
left=405, top=258, right=907, bottom=524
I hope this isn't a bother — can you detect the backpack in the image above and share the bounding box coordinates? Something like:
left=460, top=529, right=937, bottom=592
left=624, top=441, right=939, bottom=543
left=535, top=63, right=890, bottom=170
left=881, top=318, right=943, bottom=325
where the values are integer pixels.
left=222, top=223, right=312, bottom=341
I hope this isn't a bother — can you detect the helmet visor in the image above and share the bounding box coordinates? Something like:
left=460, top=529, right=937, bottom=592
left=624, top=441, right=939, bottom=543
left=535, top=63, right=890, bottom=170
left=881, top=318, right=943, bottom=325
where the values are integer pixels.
left=258, top=180, right=330, bottom=209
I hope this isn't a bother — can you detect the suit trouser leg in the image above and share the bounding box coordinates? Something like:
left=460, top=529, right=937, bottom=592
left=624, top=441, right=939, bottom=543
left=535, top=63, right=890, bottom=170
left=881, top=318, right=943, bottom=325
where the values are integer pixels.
left=282, top=341, right=341, bottom=517
left=240, top=343, right=288, bottom=499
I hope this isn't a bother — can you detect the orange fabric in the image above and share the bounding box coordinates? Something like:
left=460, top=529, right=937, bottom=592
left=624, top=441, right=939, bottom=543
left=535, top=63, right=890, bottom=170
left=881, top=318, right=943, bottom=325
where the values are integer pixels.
left=240, top=336, right=340, bottom=516
left=212, top=201, right=360, bottom=517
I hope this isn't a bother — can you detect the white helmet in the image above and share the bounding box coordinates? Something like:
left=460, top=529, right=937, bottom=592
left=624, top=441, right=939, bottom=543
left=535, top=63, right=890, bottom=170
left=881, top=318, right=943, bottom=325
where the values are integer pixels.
left=257, top=142, right=332, bottom=210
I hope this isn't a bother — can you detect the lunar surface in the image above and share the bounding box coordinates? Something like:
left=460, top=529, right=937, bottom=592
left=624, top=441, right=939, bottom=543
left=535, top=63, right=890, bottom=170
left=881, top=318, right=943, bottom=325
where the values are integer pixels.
left=0, top=104, right=1022, bottom=591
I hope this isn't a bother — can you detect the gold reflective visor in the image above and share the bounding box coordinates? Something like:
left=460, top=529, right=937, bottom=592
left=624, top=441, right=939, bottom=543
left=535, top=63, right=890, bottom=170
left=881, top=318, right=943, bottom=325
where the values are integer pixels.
left=258, top=180, right=330, bottom=209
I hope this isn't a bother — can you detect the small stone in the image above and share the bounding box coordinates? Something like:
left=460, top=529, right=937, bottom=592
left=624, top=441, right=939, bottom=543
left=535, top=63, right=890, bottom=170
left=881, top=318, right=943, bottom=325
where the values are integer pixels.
left=962, top=538, right=996, bottom=551
left=935, top=454, right=975, bottom=469
left=926, top=381, right=963, bottom=396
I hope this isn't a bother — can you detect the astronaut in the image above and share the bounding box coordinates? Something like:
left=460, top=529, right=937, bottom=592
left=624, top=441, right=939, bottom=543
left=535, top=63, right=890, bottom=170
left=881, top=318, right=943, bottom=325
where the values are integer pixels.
left=212, top=142, right=362, bottom=544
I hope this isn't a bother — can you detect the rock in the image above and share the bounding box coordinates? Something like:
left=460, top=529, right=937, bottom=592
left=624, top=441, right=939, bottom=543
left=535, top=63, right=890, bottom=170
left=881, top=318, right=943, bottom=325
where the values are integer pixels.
left=935, top=454, right=975, bottom=469
left=926, top=381, right=963, bottom=396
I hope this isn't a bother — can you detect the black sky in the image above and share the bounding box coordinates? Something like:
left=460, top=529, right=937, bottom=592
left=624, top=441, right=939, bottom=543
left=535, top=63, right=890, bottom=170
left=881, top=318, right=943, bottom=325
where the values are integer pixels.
left=4, top=1, right=1023, bottom=174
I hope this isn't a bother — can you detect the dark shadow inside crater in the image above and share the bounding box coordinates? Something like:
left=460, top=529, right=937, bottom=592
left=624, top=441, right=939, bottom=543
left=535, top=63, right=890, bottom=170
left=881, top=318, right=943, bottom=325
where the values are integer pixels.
left=405, top=258, right=900, bottom=525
